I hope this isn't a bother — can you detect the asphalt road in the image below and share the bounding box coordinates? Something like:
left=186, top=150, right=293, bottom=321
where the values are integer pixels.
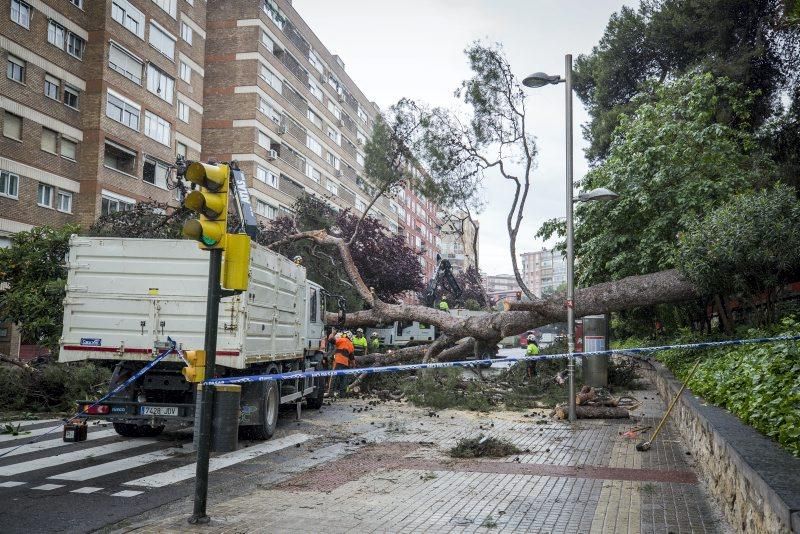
left=0, top=407, right=349, bottom=533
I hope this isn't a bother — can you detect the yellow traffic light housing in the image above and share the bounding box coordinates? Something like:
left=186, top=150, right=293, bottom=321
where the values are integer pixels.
left=182, top=162, right=230, bottom=249
left=182, top=350, right=206, bottom=383
left=222, top=233, right=251, bottom=291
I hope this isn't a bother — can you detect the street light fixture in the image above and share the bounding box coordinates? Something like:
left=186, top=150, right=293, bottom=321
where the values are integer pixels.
left=523, top=56, right=619, bottom=423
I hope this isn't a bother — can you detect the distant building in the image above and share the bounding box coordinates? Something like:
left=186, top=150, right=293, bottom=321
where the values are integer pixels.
left=484, top=273, right=520, bottom=296
left=438, top=210, right=479, bottom=272
left=521, top=248, right=567, bottom=298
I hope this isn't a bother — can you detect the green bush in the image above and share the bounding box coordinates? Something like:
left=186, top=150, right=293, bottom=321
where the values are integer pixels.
left=653, top=317, right=800, bottom=457
left=0, top=363, right=111, bottom=413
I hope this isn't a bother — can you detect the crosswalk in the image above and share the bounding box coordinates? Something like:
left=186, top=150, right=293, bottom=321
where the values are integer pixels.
left=0, top=419, right=315, bottom=498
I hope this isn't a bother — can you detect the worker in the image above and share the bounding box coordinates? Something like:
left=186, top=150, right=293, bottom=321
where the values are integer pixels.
left=525, top=334, right=540, bottom=378
left=438, top=295, right=450, bottom=312
left=352, top=328, right=368, bottom=356
left=370, top=332, right=380, bottom=352
left=293, top=255, right=303, bottom=266
left=326, top=332, right=354, bottom=397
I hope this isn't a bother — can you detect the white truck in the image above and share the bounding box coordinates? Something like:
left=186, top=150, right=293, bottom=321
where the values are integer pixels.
left=59, top=236, right=328, bottom=439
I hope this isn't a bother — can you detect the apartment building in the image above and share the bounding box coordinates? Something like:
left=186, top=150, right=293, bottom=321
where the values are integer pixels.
left=202, top=0, right=403, bottom=235
left=521, top=247, right=568, bottom=297
left=484, top=273, right=521, bottom=297
left=438, top=210, right=478, bottom=273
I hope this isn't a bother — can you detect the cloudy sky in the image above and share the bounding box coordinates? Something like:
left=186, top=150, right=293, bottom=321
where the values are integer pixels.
left=294, top=0, right=636, bottom=275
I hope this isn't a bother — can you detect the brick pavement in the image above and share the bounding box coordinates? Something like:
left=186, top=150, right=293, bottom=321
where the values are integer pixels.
left=119, top=382, right=730, bottom=534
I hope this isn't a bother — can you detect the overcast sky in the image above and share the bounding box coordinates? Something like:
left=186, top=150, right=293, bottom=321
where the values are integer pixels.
left=294, top=0, right=636, bottom=275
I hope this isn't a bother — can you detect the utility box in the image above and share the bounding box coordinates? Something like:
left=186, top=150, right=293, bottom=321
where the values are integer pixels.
left=581, top=315, right=608, bottom=387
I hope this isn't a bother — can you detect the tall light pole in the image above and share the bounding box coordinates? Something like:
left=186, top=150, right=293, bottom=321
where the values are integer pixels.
left=524, top=56, right=618, bottom=422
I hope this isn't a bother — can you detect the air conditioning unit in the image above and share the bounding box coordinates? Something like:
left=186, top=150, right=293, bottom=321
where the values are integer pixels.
left=337, top=93, right=345, bottom=103
left=268, top=149, right=278, bottom=161
left=278, top=124, right=287, bottom=135
left=357, top=138, right=363, bottom=146
left=335, top=169, right=342, bottom=177
left=337, top=119, right=344, bottom=127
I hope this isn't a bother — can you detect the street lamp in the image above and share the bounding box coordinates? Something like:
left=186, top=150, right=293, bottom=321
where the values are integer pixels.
left=524, top=56, right=618, bottom=422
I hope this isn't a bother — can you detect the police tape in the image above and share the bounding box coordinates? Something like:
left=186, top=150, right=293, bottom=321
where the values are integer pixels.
left=204, top=334, right=800, bottom=386
left=0, top=339, right=179, bottom=460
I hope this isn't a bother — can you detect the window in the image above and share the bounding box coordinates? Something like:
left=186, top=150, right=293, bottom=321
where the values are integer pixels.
left=101, top=195, right=133, bottom=215
left=0, top=170, right=19, bottom=198
left=104, top=140, right=137, bottom=174
left=143, top=157, right=169, bottom=188
left=152, top=0, right=177, bottom=18
left=176, top=141, right=187, bottom=158
left=37, top=183, right=53, bottom=207
left=326, top=152, right=340, bottom=170
left=306, top=135, right=322, bottom=157
left=260, top=31, right=274, bottom=53
left=44, top=74, right=59, bottom=99
left=358, top=106, right=368, bottom=124
left=326, top=125, right=340, bottom=145
left=11, top=1, right=31, bottom=29
left=106, top=91, right=140, bottom=130
left=257, top=131, right=270, bottom=149
left=255, top=199, right=276, bottom=219
left=179, top=61, right=191, bottom=83
left=356, top=153, right=365, bottom=167
left=149, top=22, right=176, bottom=60
left=109, top=44, right=143, bottom=84
left=57, top=191, right=72, bottom=213
left=177, top=100, right=189, bottom=122
left=181, top=22, right=192, bottom=44
left=357, top=131, right=366, bottom=145
left=305, top=163, right=321, bottom=183
left=3, top=112, right=22, bottom=140
left=258, top=97, right=281, bottom=124
left=112, top=0, right=144, bottom=38
left=326, top=180, right=338, bottom=195
left=308, top=80, right=322, bottom=101
left=47, top=21, right=66, bottom=49
left=41, top=128, right=58, bottom=153
left=356, top=197, right=367, bottom=212
left=259, top=64, right=282, bottom=93
left=7, top=55, right=25, bottom=83
left=67, top=33, right=85, bottom=59
left=327, top=101, right=341, bottom=119
left=63, top=85, right=80, bottom=109
left=308, top=50, right=323, bottom=73
left=61, top=137, right=77, bottom=160
left=69, top=0, right=83, bottom=7
left=307, top=109, right=322, bottom=129
left=256, top=166, right=278, bottom=188
left=144, top=111, right=171, bottom=145
left=263, top=0, right=285, bottom=29
left=146, top=64, right=174, bottom=102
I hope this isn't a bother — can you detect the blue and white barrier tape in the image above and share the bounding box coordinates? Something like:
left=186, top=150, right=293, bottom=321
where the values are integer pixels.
left=204, top=334, right=800, bottom=386
left=0, top=338, right=179, bottom=459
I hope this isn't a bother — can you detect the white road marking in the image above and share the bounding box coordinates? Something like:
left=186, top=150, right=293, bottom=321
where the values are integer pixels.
left=0, top=425, right=63, bottom=444
left=125, top=433, right=315, bottom=488
left=0, top=439, right=156, bottom=476
left=0, top=429, right=118, bottom=458
left=0, top=418, right=61, bottom=428
left=32, top=484, right=64, bottom=491
left=71, top=486, right=103, bottom=494
left=0, top=481, right=26, bottom=487
left=49, top=447, right=188, bottom=481
left=111, top=490, right=143, bottom=497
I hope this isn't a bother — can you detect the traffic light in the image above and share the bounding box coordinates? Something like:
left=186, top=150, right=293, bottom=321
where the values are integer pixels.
left=182, top=350, right=206, bottom=382
left=222, top=233, right=251, bottom=291
left=182, top=162, right=230, bottom=249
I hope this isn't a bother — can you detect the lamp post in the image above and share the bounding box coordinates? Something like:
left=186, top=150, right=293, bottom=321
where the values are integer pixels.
left=524, top=55, right=618, bottom=422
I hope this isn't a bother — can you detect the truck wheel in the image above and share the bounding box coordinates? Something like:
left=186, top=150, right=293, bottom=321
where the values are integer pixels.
left=239, top=381, right=279, bottom=440
left=113, top=422, right=164, bottom=438
left=305, top=364, right=325, bottom=410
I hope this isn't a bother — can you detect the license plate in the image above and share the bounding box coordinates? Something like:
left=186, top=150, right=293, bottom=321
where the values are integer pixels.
left=140, top=406, right=179, bottom=416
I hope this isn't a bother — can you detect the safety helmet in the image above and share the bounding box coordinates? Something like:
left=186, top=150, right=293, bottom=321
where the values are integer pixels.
left=371, top=332, right=379, bottom=338
left=441, top=295, right=447, bottom=301
left=344, top=330, right=353, bottom=339
left=527, top=334, right=536, bottom=341
left=356, top=328, right=364, bottom=334
left=293, top=255, right=303, bottom=264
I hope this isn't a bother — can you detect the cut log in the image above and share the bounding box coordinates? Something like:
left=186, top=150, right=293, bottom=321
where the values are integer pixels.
left=553, top=405, right=629, bottom=420
left=576, top=386, right=597, bottom=406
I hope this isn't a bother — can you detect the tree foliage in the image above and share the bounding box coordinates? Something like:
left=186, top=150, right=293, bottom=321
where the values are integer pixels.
left=574, top=0, right=800, bottom=165
left=540, top=73, right=775, bottom=287
left=88, top=202, right=192, bottom=239
left=678, top=184, right=800, bottom=302
left=0, top=225, right=78, bottom=351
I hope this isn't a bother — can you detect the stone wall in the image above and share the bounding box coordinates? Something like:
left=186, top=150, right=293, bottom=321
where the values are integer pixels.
left=640, top=358, right=800, bottom=533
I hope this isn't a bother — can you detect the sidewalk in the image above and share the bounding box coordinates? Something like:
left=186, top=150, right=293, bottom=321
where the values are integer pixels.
left=120, top=381, right=730, bottom=533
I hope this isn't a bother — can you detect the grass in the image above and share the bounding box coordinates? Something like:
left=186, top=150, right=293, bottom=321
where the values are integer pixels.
left=449, top=435, right=521, bottom=459
left=481, top=515, right=498, bottom=528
